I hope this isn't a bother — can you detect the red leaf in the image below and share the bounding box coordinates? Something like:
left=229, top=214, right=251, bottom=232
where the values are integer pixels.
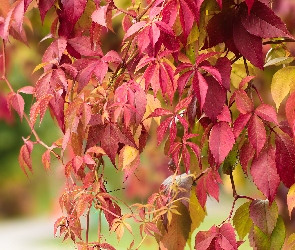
left=7, top=92, right=25, bottom=120
left=175, top=96, right=193, bottom=113
left=200, top=65, right=222, bottom=85
left=235, top=89, right=254, bottom=114
left=215, top=57, right=232, bottom=90
left=39, top=0, right=55, bottom=23
left=233, top=17, right=263, bottom=69
left=19, top=139, right=34, bottom=176
left=87, top=123, right=137, bottom=164
left=196, top=52, right=220, bottom=66
left=239, top=140, right=255, bottom=175
left=193, top=72, right=208, bottom=111
left=240, top=0, right=294, bottom=39
left=68, top=36, right=103, bottom=57
left=245, top=0, right=255, bottom=14
left=196, top=177, right=207, bottom=208
left=233, top=113, right=252, bottom=138
left=147, top=108, right=172, bottom=118
left=286, top=92, right=295, bottom=137
left=217, top=105, right=232, bottom=123
left=179, top=0, right=195, bottom=40
left=250, top=146, right=280, bottom=204
left=209, top=122, right=235, bottom=165
left=59, top=0, right=87, bottom=31
left=123, top=21, right=146, bottom=40
left=205, top=169, right=222, bottom=202
left=247, top=115, right=266, bottom=155
left=255, top=104, right=278, bottom=125
left=177, top=70, right=193, bottom=96
left=203, top=76, right=226, bottom=121
left=157, top=117, right=172, bottom=145
left=275, top=133, right=295, bottom=188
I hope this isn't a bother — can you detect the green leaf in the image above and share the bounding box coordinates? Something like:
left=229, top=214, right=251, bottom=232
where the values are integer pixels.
left=287, top=183, right=295, bottom=218
left=233, top=201, right=253, bottom=240
left=187, top=24, right=199, bottom=45
left=270, top=215, right=285, bottom=250
left=271, top=66, right=295, bottom=110
left=253, top=226, right=270, bottom=250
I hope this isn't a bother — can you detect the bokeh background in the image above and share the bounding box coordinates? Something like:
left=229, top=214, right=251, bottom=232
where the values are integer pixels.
left=0, top=0, right=295, bottom=249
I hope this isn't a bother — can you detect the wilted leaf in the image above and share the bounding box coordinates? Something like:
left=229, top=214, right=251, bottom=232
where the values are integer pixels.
left=19, top=139, right=34, bottom=176
left=249, top=200, right=278, bottom=235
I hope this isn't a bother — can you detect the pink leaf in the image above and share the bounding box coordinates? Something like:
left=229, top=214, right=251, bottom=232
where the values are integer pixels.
left=235, top=90, right=254, bottom=114
left=68, top=36, right=103, bottom=57
left=147, top=108, right=172, bottom=118
left=209, top=122, right=235, bottom=165
left=247, top=115, right=266, bottom=155
left=8, top=92, right=25, bottom=120
left=19, top=139, right=34, bottom=176
left=250, top=146, right=280, bottom=204
left=233, top=113, right=252, bottom=138
left=18, top=86, right=35, bottom=95
left=255, top=104, right=278, bottom=125
left=239, top=76, right=256, bottom=89
left=123, top=21, right=146, bottom=40
left=217, top=105, right=231, bottom=123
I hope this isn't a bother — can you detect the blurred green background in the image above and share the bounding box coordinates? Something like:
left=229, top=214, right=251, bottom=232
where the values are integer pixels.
left=0, top=0, right=295, bottom=249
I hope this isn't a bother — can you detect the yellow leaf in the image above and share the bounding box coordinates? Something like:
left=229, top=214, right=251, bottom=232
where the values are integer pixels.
left=143, top=94, right=161, bottom=130
left=271, top=66, right=295, bottom=110
left=121, top=145, right=138, bottom=169
left=287, top=183, right=295, bottom=218
left=189, top=190, right=206, bottom=232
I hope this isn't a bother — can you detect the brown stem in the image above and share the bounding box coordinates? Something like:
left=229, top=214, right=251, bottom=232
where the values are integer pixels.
left=243, top=57, right=250, bottom=76
left=136, top=0, right=157, bottom=22
left=86, top=209, right=90, bottom=244
left=97, top=210, right=102, bottom=244
left=252, top=84, right=264, bottom=104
